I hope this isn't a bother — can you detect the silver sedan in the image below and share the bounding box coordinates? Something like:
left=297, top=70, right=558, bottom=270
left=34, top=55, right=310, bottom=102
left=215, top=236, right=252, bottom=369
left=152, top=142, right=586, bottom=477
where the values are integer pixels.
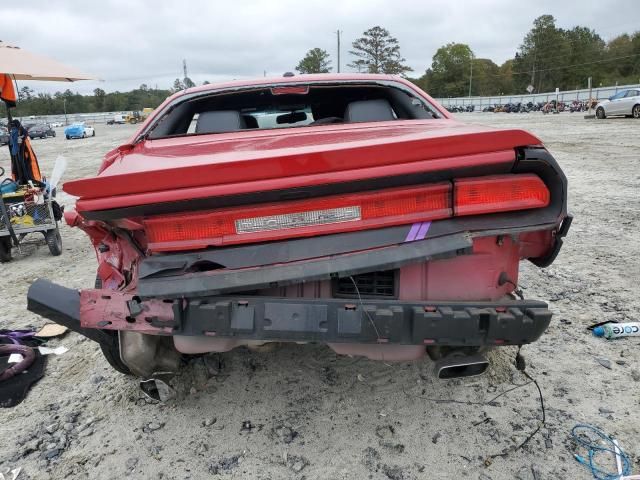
left=596, top=89, right=640, bottom=119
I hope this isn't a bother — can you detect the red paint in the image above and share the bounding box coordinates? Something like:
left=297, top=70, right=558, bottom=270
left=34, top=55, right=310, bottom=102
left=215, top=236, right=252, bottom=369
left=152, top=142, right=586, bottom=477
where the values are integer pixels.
left=62, top=74, right=564, bottom=345
left=80, top=289, right=173, bottom=334
left=76, top=149, right=515, bottom=213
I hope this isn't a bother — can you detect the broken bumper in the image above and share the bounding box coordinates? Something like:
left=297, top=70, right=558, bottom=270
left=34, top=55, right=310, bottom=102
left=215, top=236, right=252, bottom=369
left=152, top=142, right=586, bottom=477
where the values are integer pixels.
left=27, top=278, right=552, bottom=347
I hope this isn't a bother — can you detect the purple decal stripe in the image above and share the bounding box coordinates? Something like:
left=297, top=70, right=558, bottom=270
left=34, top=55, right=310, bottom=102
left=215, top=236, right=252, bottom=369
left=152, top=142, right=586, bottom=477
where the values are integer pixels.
left=405, top=223, right=422, bottom=242
left=415, top=221, right=431, bottom=241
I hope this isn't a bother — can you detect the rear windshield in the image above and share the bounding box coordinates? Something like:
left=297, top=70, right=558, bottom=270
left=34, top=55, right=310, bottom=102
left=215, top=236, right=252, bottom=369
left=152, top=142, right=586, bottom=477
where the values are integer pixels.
left=148, top=82, right=441, bottom=140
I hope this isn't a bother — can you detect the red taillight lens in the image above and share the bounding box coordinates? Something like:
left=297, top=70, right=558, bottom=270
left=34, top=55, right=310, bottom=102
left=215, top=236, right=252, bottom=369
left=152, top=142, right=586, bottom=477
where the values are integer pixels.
left=143, top=174, right=550, bottom=251
left=144, top=183, right=452, bottom=249
left=454, top=174, right=550, bottom=217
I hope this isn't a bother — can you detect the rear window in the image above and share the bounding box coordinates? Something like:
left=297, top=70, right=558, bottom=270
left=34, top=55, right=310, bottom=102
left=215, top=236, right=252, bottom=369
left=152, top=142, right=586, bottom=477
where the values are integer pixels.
left=148, top=82, right=441, bottom=140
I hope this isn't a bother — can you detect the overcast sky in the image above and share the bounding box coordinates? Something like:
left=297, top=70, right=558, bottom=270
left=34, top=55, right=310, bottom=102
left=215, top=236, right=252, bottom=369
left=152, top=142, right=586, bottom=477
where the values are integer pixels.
left=2, top=0, right=639, bottom=94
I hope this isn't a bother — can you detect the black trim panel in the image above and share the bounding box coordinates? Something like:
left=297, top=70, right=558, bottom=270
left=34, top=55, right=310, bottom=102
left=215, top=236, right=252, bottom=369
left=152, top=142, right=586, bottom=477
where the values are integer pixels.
left=173, top=296, right=552, bottom=346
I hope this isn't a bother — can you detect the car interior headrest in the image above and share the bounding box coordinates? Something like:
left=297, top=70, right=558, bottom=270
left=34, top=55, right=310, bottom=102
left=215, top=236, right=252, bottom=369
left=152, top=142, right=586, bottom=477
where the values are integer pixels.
left=344, top=99, right=396, bottom=123
left=196, top=110, right=247, bottom=133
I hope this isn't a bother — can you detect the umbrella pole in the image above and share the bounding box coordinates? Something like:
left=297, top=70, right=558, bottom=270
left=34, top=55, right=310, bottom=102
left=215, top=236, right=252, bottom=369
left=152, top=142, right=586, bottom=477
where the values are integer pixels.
left=2, top=102, right=20, bottom=247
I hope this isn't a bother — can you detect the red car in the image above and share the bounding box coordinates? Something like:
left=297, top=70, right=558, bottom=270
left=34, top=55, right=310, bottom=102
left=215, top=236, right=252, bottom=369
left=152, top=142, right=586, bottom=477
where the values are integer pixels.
left=28, top=74, right=570, bottom=379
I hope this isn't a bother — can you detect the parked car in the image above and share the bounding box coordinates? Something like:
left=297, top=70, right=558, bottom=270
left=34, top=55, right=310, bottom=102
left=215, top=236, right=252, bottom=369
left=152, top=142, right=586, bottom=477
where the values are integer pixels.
left=49, top=122, right=63, bottom=128
left=28, top=74, right=570, bottom=380
left=64, top=122, right=95, bottom=139
left=27, top=123, right=56, bottom=139
left=106, top=114, right=127, bottom=125
left=0, top=127, right=8, bottom=145
left=596, top=89, right=640, bottom=119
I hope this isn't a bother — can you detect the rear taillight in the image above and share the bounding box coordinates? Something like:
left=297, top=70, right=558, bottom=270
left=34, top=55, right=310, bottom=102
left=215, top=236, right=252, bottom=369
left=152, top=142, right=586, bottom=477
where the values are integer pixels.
left=454, top=174, right=550, bottom=216
left=144, top=174, right=550, bottom=251
left=144, top=183, right=451, bottom=249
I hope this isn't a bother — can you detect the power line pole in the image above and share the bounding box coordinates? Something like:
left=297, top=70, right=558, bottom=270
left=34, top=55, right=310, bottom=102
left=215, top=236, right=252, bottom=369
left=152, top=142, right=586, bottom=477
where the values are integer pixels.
left=336, top=30, right=341, bottom=73
left=468, top=59, right=473, bottom=97
left=183, top=59, right=188, bottom=80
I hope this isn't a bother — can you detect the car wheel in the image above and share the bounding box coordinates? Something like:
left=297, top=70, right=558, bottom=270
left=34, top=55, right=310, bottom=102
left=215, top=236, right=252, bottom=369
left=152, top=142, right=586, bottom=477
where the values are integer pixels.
left=596, top=107, right=606, bottom=119
left=44, top=228, right=63, bottom=256
left=633, top=105, right=640, bottom=119
left=66, top=135, right=70, bottom=140
left=92, top=130, right=95, bottom=137
left=0, top=237, right=12, bottom=263
left=82, top=132, right=86, bottom=138
left=52, top=131, right=56, bottom=137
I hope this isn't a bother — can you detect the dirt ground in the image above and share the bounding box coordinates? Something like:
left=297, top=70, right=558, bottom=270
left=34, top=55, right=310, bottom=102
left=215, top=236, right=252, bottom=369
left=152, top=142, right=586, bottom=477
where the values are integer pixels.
left=1, top=114, right=639, bottom=480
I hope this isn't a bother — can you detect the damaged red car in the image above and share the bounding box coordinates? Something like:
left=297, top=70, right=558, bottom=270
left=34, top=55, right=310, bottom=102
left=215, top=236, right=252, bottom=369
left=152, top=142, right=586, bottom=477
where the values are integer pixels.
left=27, top=74, right=571, bottom=379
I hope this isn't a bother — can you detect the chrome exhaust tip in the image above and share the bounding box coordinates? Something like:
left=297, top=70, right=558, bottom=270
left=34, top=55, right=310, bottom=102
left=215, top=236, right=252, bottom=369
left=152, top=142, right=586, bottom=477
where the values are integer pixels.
left=435, top=353, right=489, bottom=379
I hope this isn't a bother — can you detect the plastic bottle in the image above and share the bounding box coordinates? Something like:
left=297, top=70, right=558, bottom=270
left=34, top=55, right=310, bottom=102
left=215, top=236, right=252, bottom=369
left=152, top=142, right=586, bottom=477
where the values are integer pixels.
left=593, top=322, right=640, bottom=339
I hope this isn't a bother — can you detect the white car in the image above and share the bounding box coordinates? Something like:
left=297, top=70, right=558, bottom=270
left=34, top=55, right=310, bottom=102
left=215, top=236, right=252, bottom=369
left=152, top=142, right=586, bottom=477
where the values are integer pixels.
left=596, top=89, right=640, bottom=119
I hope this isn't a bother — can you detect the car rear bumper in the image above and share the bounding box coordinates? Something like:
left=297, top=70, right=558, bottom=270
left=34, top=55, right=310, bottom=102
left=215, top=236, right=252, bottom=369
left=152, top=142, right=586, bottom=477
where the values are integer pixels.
left=27, top=278, right=552, bottom=348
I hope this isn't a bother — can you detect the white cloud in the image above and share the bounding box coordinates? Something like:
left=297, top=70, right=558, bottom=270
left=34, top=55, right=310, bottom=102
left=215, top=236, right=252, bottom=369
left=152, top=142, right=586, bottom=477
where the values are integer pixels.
left=2, top=0, right=638, bottom=94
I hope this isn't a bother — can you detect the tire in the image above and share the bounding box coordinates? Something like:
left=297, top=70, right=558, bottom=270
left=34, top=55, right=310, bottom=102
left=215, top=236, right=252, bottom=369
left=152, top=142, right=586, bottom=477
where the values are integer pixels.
left=66, top=135, right=70, bottom=140
left=44, top=228, right=62, bottom=256
left=100, top=341, right=132, bottom=375
left=94, top=276, right=132, bottom=375
left=0, top=237, right=12, bottom=262
left=633, top=105, right=640, bottom=119
left=82, top=132, right=86, bottom=138
left=52, top=131, right=56, bottom=137
left=92, top=130, right=95, bottom=137
left=596, top=107, right=606, bottom=119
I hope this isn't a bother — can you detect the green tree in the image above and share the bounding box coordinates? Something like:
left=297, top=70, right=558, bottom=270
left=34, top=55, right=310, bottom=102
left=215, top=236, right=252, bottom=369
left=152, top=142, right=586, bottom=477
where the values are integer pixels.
left=513, top=15, right=571, bottom=93
left=349, top=26, right=412, bottom=75
left=562, top=26, right=605, bottom=89
left=604, top=32, right=640, bottom=85
left=423, top=43, right=474, bottom=97
left=295, top=48, right=332, bottom=74
left=183, top=77, right=196, bottom=89
left=18, top=86, right=34, bottom=101
left=172, top=78, right=185, bottom=92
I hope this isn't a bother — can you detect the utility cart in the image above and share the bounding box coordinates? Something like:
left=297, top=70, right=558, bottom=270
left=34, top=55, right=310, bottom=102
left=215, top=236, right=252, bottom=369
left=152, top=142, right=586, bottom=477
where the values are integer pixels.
left=0, top=166, right=62, bottom=262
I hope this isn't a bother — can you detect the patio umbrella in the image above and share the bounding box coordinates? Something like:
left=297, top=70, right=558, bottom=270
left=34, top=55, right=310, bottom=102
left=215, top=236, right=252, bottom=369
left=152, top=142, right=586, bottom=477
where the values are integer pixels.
left=0, top=40, right=93, bottom=242
left=0, top=41, right=93, bottom=82
left=0, top=40, right=94, bottom=181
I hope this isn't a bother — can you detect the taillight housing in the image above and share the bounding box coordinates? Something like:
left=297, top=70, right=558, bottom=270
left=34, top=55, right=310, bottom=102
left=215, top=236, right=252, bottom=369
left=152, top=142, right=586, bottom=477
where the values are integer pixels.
left=454, top=174, right=550, bottom=216
left=145, top=183, right=452, bottom=250
left=143, top=174, right=550, bottom=251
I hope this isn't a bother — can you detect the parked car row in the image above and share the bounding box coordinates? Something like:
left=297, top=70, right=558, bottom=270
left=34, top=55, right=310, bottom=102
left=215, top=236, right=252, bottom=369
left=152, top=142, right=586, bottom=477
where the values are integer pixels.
left=0, top=121, right=98, bottom=142
left=445, top=89, right=640, bottom=118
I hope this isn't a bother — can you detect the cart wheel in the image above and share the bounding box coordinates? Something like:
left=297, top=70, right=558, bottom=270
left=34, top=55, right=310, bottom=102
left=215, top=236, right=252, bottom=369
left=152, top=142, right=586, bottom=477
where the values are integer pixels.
left=45, top=228, right=63, bottom=256
left=0, top=237, right=12, bottom=262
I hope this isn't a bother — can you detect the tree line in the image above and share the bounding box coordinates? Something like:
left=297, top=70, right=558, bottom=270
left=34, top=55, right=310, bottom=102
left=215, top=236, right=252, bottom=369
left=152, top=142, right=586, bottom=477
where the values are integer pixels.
left=8, top=15, right=640, bottom=117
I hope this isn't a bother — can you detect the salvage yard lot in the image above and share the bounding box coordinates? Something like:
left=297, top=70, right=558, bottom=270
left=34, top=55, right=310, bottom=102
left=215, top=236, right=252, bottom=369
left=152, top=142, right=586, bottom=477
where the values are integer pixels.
left=1, top=114, right=639, bottom=479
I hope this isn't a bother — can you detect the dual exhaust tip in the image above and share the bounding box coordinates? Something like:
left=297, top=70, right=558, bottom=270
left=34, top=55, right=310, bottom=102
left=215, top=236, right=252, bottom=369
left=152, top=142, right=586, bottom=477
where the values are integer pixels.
left=434, top=353, right=489, bottom=379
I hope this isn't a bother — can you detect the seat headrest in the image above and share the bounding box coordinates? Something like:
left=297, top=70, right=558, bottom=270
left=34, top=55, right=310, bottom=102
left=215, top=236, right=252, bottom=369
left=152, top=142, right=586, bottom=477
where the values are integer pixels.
left=344, top=99, right=395, bottom=123
left=196, top=110, right=246, bottom=134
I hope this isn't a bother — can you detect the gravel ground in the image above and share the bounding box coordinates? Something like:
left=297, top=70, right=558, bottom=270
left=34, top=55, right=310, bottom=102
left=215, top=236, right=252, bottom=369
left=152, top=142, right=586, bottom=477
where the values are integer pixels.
left=0, top=114, right=639, bottom=480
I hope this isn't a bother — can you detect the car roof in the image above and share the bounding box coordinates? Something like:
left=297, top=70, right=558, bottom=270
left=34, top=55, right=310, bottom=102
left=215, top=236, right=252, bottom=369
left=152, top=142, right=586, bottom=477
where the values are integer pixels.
left=182, top=73, right=403, bottom=96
